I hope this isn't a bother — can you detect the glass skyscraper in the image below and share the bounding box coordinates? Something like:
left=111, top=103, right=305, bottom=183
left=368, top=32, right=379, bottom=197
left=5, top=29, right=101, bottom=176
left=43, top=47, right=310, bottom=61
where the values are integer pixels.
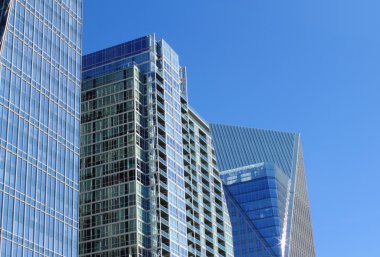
left=79, top=35, right=233, bottom=257
left=210, top=124, right=316, bottom=257
left=0, top=0, right=82, bottom=257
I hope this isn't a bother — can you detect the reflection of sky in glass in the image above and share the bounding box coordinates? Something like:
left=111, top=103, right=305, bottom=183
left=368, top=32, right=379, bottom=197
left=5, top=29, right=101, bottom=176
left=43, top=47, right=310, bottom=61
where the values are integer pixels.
left=211, top=124, right=316, bottom=257
left=222, top=163, right=290, bottom=257
left=0, top=0, right=82, bottom=256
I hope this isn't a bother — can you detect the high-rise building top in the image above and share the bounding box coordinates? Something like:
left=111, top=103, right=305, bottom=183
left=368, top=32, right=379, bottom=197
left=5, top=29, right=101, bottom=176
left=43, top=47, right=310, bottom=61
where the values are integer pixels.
left=210, top=124, right=298, bottom=175
left=0, top=0, right=82, bottom=256
left=82, top=35, right=152, bottom=78
left=79, top=35, right=234, bottom=257
left=210, top=124, right=316, bottom=257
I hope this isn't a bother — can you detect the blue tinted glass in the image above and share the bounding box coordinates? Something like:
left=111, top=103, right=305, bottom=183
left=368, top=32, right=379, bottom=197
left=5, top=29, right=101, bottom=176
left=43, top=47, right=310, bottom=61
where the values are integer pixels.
left=0, top=0, right=82, bottom=256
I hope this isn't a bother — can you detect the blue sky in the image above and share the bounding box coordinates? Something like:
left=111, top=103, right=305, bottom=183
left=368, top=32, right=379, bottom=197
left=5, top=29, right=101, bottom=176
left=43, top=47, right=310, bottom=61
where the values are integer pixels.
left=83, top=1, right=380, bottom=256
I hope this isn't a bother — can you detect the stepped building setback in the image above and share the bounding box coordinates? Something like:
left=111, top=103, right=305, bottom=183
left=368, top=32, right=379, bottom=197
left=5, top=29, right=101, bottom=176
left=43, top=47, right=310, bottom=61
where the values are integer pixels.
left=79, top=35, right=234, bottom=257
left=210, top=124, right=316, bottom=257
left=0, top=1, right=317, bottom=256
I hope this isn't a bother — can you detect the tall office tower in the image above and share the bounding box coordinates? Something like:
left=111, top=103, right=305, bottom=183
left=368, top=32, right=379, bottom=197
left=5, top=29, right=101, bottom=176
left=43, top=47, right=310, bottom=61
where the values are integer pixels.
left=80, top=35, right=234, bottom=257
left=210, top=124, right=316, bottom=257
left=0, top=0, right=83, bottom=256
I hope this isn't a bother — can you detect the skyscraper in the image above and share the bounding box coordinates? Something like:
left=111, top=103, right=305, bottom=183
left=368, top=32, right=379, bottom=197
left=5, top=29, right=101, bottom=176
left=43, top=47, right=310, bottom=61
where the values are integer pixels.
left=0, top=0, right=82, bottom=256
left=79, top=35, right=233, bottom=257
left=210, top=124, right=316, bottom=257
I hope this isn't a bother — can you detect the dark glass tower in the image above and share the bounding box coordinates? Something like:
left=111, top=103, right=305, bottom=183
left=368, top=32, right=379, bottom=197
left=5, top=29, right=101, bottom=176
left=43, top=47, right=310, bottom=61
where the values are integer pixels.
left=79, top=35, right=234, bottom=257
left=210, top=124, right=316, bottom=257
left=0, top=0, right=82, bottom=256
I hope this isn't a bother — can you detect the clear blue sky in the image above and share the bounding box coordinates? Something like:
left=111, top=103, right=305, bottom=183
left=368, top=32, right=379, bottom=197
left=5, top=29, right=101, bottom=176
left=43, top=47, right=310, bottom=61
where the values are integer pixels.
left=83, top=1, right=380, bottom=256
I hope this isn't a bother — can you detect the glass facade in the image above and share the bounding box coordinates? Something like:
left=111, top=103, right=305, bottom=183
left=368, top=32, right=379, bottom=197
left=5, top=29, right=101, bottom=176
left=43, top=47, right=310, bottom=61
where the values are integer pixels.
left=80, top=35, right=233, bottom=257
left=210, top=124, right=316, bottom=257
left=181, top=108, right=234, bottom=257
left=223, top=184, right=275, bottom=257
left=222, top=163, right=289, bottom=257
left=80, top=67, right=147, bottom=256
left=0, top=0, right=82, bottom=256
